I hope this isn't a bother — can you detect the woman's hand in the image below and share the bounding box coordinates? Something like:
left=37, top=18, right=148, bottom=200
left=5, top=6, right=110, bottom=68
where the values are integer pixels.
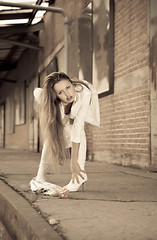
left=71, top=161, right=85, bottom=184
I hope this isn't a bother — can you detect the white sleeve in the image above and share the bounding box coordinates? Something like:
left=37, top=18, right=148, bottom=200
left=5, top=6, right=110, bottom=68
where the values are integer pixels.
left=71, top=88, right=91, bottom=143
left=33, top=88, right=43, bottom=103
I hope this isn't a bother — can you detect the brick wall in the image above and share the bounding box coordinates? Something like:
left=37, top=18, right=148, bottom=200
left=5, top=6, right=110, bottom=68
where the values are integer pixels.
left=86, top=83, right=150, bottom=167
left=114, top=0, right=148, bottom=79
left=86, top=0, right=150, bottom=168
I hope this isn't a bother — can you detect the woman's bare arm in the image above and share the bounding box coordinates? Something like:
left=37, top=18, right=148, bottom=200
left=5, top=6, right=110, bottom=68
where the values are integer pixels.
left=71, top=142, right=85, bottom=183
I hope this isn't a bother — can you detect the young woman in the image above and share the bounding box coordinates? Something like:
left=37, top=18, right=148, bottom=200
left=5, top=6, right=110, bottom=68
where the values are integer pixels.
left=30, top=72, right=100, bottom=198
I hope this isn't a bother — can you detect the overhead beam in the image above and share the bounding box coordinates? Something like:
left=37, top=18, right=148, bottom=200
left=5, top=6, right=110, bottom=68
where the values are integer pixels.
left=27, top=0, right=43, bottom=25
left=0, top=12, right=31, bottom=20
left=0, top=22, right=44, bottom=34
left=0, top=38, right=43, bottom=51
left=0, top=1, right=69, bottom=74
left=0, top=1, right=68, bottom=18
left=0, top=62, right=17, bottom=71
left=0, top=78, right=16, bottom=83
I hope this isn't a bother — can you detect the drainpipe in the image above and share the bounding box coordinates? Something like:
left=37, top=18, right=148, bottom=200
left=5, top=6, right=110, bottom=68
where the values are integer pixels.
left=0, top=1, right=69, bottom=74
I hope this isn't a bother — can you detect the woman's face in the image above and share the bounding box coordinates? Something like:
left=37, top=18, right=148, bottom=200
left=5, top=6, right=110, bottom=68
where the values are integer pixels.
left=53, top=79, right=76, bottom=104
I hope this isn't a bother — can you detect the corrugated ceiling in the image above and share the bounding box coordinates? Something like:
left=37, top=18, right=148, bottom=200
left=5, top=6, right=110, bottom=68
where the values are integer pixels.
left=0, top=0, right=49, bottom=84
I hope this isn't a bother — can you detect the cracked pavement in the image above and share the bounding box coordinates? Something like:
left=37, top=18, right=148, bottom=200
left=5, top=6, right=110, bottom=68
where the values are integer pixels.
left=0, top=149, right=157, bottom=240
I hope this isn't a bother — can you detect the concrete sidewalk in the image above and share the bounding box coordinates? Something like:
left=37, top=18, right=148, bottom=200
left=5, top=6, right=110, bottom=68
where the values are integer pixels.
left=0, top=148, right=157, bottom=240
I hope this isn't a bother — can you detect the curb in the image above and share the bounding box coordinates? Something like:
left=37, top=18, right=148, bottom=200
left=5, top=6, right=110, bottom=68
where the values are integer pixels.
left=0, top=180, right=63, bottom=240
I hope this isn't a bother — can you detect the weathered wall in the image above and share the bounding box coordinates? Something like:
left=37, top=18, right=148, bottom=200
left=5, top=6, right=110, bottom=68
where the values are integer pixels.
left=38, top=0, right=91, bottom=78
left=3, top=49, right=39, bottom=150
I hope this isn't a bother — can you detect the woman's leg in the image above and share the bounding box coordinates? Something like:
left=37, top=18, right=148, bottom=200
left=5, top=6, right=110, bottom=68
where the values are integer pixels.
left=35, top=141, right=48, bottom=182
left=30, top=141, right=68, bottom=197
left=77, top=129, right=86, bottom=171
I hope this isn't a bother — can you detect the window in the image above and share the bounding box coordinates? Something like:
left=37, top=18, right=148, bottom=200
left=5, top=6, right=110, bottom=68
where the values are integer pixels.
left=15, top=82, right=26, bottom=125
left=78, top=0, right=114, bottom=97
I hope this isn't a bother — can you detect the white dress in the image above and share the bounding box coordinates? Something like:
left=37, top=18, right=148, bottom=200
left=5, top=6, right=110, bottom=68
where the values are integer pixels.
left=30, top=80, right=100, bottom=195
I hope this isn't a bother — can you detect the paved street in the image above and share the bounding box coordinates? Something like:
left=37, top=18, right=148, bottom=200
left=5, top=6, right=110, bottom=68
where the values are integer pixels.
left=0, top=148, right=157, bottom=240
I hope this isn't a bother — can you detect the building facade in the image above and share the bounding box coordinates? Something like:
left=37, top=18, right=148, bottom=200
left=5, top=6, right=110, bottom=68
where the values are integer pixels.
left=0, top=0, right=157, bottom=169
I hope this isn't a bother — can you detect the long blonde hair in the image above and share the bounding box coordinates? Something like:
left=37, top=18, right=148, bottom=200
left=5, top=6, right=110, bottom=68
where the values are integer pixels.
left=40, top=72, right=70, bottom=168
left=40, top=71, right=90, bottom=169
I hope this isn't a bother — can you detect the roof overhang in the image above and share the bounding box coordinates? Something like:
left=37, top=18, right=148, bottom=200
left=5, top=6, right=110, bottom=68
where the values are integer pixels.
left=0, top=0, right=48, bottom=85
